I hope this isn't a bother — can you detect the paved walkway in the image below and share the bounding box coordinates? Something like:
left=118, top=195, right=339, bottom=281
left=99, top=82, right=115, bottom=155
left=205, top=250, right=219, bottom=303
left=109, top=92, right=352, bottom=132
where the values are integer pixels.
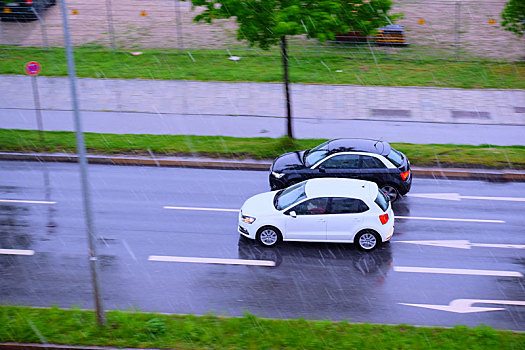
left=1, top=75, right=524, bottom=144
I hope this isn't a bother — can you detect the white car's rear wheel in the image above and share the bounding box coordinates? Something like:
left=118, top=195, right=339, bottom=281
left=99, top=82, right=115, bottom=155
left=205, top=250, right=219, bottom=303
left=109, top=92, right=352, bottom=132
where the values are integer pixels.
left=355, top=230, right=379, bottom=251
left=256, top=226, right=282, bottom=247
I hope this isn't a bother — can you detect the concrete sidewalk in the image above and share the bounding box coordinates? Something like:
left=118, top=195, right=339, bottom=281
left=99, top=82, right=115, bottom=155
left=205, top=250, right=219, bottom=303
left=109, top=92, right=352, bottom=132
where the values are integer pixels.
left=1, top=75, right=524, bottom=125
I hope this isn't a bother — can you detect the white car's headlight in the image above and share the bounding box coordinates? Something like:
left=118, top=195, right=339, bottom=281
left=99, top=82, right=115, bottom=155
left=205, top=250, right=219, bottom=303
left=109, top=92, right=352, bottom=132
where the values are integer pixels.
left=241, top=214, right=256, bottom=224
left=272, top=171, right=285, bottom=179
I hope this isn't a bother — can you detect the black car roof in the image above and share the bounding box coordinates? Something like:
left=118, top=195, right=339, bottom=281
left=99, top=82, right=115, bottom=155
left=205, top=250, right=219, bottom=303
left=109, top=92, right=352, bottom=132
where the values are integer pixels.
left=325, top=138, right=391, bottom=156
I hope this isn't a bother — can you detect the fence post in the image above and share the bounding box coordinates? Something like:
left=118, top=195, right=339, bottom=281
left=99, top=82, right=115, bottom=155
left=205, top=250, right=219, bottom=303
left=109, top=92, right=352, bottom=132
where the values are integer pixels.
left=454, top=1, right=461, bottom=61
left=174, top=0, right=184, bottom=50
left=105, top=0, right=116, bottom=49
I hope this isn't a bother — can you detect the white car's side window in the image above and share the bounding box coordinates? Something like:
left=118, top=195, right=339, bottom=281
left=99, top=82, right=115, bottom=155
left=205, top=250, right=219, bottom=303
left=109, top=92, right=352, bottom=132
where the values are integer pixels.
left=291, top=198, right=329, bottom=215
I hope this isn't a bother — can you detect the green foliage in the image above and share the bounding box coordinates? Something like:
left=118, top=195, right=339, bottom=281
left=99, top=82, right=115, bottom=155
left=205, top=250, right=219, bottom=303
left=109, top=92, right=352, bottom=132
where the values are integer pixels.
left=1, top=306, right=524, bottom=350
left=501, top=0, right=525, bottom=37
left=0, top=129, right=524, bottom=169
left=189, top=0, right=396, bottom=49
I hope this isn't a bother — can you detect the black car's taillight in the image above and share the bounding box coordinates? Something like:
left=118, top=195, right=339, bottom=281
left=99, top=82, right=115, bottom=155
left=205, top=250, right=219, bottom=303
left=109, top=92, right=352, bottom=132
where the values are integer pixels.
left=400, top=170, right=410, bottom=181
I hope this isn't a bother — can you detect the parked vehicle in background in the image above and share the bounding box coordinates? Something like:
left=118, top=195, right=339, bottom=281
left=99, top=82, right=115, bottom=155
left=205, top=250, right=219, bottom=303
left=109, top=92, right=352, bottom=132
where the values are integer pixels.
left=0, top=0, right=55, bottom=21
left=239, top=178, right=394, bottom=251
left=269, top=138, right=412, bottom=201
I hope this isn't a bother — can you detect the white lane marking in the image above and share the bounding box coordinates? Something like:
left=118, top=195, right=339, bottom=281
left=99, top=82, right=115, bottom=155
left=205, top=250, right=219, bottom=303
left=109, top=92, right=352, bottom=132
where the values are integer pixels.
left=396, top=216, right=505, bottom=224
left=0, top=249, right=35, bottom=256
left=0, top=199, right=56, bottom=205
left=164, top=206, right=239, bottom=212
left=408, top=193, right=525, bottom=202
left=394, top=266, right=523, bottom=277
left=399, top=299, right=525, bottom=314
left=148, top=255, right=275, bottom=267
left=163, top=206, right=505, bottom=223
left=396, top=240, right=525, bottom=250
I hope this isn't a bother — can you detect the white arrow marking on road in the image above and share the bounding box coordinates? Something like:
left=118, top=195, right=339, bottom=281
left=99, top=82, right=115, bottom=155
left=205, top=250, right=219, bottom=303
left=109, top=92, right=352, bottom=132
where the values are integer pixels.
left=393, top=266, right=523, bottom=277
left=407, top=193, right=525, bottom=202
left=399, top=299, right=525, bottom=314
left=0, top=199, right=56, bottom=205
left=148, top=255, right=275, bottom=267
left=164, top=206, right=505, bottom=223
left=396, top=240, right=525, bottom=250
left=0, top=249, right=35, bottom=256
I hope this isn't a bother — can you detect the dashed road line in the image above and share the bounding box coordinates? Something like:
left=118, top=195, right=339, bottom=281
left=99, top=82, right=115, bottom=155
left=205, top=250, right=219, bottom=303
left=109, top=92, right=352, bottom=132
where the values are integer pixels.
left=0, top=249, right=35, bottom=256
left=163, top=205, right=505, bottom=223
left=394, top=266, right=523, bottom=277
left=164, top=206, right=239, bottom=212
left=148, top=255, right=275, bottom=267
left=396, top=216, right=505, bottom=224
left=0, top=199, right=56, bottom=205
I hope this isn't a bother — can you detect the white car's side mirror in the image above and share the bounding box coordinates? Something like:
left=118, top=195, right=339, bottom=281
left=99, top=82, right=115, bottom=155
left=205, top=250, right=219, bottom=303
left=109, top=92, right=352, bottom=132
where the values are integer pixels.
left=289, top=211, right=297, bottom=218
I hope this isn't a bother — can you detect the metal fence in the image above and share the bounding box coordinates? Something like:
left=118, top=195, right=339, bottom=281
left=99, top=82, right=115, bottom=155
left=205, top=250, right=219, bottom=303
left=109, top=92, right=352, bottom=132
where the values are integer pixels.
left=0, top=0, right=523, bottom=61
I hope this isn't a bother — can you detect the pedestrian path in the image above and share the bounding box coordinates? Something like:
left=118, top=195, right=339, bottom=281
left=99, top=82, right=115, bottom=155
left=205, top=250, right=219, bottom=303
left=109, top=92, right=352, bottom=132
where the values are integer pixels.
left=1, top=75, right=524, bottom=145
left=1, top=75, right=524, bottom=125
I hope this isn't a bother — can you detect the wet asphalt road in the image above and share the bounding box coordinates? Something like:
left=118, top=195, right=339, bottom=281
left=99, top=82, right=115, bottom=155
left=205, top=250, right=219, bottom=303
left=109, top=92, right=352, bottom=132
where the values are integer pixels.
left=0, top=160, right=524, bottom=330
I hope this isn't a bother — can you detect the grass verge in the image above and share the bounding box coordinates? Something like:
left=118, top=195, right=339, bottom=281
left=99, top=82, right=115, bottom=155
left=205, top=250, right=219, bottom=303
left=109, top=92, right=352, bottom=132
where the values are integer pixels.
left=0, top=46, right=524, bottom=89
left=1, top=306, right=524, bottom=350
left=1, top=129, right=524, bottom=169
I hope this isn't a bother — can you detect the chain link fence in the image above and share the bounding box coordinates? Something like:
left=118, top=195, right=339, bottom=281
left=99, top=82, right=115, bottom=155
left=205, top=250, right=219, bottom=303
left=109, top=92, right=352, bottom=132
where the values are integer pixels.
left=0, top=0, right=523, bottom=61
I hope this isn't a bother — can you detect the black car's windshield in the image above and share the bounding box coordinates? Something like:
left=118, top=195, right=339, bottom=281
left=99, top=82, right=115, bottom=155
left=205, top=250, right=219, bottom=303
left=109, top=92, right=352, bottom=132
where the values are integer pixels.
left=385, top=149, right=404, bottom=167
left=304, top=141, right=331, bottom=167
left=274, top=181, right=307, bottom=210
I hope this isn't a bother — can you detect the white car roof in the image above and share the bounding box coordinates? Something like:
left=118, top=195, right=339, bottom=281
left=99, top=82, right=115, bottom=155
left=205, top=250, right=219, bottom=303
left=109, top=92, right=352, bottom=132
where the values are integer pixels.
left=304, top=178, right=378, bottom=201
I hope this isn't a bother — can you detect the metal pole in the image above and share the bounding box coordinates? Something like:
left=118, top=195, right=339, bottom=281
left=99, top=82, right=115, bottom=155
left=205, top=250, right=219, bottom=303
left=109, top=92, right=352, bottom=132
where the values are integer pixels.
left=174, top=0, right=183, bottom=50
left=31, top=75, right=44, bottom=142
left=59, top=0, right=106, bottom=327
left=281, top=36, right=293, bottom=139
left=32, top=7, right=49, bottom=50
left=105, top=0, right=116, bottom=50
left=455, top=1, right=461, bottom=61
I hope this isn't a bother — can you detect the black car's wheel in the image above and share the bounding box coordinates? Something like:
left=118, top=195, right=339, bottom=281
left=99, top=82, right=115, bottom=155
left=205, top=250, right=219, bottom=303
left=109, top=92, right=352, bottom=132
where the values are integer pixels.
left=355, top=230, right=380, bottom=251
left=256, top=226, right=282, bottom=247
left=381, top=184, right=400, bottom=202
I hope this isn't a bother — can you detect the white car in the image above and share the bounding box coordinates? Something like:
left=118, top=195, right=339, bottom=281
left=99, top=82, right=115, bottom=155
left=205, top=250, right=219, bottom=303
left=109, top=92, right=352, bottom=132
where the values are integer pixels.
left=238, top=178, right=394, bottom=250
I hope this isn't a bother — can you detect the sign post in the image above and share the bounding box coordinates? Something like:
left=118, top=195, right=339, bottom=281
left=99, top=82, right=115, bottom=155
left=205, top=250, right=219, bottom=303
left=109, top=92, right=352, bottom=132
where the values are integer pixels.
left=25, top=61, right=44, bottom=142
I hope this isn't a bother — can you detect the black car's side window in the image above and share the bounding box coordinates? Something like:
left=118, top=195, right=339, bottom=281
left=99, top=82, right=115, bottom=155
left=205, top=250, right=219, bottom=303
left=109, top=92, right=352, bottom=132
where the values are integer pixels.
left=360, top=155, right=387, bottom=169
left=319, top=154, right=360, bottom=169
left=291, top=198, right=330, bottom=215
left=329, top=197, right=369, bottom=214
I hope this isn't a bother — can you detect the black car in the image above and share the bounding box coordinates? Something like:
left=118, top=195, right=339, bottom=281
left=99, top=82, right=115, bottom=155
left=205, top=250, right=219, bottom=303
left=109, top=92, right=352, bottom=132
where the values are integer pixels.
left=1, top=0, right=55, bottom=21
left=269, top=138, right=411, bottom=201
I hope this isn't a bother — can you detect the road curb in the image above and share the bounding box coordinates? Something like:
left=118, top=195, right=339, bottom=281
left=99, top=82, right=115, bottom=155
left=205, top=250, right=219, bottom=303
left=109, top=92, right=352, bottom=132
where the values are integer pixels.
left=1, top=152, right=524, bottom=182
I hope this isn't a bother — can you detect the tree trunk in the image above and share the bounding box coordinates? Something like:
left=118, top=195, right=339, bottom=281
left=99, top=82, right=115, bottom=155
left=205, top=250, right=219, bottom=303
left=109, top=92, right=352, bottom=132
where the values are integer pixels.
left=281, top=36, right=293, bottom=139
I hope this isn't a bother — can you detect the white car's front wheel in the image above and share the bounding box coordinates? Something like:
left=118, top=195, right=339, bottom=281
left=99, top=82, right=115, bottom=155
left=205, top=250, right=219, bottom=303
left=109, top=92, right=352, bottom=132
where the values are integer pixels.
left=256, top=226, right=282, bottom=247
left=355, top=230, right=380, bottom=251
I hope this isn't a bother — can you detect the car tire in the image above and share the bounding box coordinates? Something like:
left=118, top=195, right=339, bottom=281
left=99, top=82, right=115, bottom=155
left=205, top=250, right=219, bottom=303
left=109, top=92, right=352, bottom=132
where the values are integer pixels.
left=355, top=230, right=380, bottom=251
left=256, top=226, right=282, bottom=247
left=380, top=184, right=400, bottom=202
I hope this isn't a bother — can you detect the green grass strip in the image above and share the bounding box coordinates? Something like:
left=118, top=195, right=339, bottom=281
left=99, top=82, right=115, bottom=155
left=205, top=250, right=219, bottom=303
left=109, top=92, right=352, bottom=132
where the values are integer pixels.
left=0, top=306, right=523, bottom=350
left=1, top=46, right=524, bottom=89
left=1, top=129, right=524, bottom=169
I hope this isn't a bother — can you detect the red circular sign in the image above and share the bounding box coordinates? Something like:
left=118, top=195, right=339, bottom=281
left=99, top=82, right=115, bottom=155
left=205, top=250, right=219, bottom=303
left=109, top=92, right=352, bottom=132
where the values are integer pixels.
left=25, top=61, right=41, bottom=76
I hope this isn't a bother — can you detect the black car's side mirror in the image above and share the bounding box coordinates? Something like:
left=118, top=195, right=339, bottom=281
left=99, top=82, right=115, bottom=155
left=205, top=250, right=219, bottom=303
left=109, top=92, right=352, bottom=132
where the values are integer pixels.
left=318, top=166, right=326, bottom=173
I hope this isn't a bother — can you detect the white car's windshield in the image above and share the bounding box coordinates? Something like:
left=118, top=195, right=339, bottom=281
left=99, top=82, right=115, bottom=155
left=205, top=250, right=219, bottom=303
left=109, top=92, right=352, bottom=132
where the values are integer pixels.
left=304, top=141, right=330, bottom=167
left=274, top=181, right=307, bottom=210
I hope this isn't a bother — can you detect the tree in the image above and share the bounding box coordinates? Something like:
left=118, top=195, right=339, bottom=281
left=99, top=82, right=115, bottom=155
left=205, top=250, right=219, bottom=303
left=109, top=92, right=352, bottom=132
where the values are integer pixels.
left=189, top=0, right=395, bottom=138
left=501, top=0, right=525, bottom=37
